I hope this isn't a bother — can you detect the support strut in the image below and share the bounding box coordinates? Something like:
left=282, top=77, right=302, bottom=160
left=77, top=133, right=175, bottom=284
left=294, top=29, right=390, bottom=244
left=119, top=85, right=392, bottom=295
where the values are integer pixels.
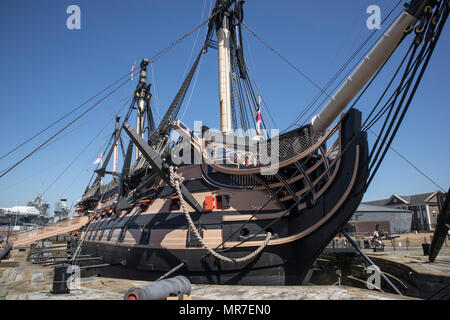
left=123, top=123, right=204, bottom=214
left=341, top=231, right=403, bottom=296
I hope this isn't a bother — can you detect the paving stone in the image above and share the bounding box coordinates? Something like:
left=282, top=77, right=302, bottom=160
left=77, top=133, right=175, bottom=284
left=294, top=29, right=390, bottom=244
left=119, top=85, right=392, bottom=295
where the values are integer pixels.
left=0, top=260, right=19, bottom=268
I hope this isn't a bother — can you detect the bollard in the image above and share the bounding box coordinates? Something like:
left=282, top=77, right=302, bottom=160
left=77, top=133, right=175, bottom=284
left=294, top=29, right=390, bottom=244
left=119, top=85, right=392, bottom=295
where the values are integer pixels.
left=422, top=243, right=430, bottom=256
left=51, top=264, right=70, bottom=294
left=0, top=242, right=12, bottom=260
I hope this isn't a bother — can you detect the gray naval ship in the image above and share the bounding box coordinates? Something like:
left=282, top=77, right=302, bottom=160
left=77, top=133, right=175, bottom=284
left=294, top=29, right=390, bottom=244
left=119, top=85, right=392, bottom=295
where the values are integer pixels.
left=0, top=195, right=70, bottom=236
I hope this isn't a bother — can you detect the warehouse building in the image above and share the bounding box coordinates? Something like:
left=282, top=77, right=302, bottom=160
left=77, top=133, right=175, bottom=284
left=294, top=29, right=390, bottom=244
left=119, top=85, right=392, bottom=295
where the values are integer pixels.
left=349, top=204, right=413, bottom=235
left=364, top=191, right=445, bottom=231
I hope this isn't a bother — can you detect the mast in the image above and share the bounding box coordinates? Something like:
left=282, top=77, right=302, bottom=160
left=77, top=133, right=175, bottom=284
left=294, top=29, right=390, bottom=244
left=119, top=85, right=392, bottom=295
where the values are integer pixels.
left=112, top=115, right=120, bottom=173
left=217, top=3, right=233, bottom=134
left=310, top=0, right=433, bottom=134
left=135, top=59, right=150, bottom=160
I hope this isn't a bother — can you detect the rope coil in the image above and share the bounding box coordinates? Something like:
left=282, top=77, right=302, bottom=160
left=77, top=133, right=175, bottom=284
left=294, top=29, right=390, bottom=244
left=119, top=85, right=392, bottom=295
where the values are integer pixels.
left=169, top=166, right=271, bottom=264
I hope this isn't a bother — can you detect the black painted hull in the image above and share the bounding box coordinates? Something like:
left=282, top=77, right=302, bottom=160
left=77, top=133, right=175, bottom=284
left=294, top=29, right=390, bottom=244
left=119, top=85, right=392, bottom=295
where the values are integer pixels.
left=78, top=109, right=369, bottom=285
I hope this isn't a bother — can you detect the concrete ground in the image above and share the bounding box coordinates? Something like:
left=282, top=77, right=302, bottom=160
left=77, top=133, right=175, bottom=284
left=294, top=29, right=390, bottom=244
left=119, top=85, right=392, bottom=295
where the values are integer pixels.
left=368, top=248, right=450, bottom=275
left=0, top=247, right=414, bottom=300
left=2, top=245, right=449, bottom=300
left=1, top=271, right=413, bottom=300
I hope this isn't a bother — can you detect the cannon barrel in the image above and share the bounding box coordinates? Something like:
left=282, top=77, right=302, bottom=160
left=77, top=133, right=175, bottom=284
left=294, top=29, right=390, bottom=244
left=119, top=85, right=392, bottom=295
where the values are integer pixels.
left=124, top=276, right=191, bottom=300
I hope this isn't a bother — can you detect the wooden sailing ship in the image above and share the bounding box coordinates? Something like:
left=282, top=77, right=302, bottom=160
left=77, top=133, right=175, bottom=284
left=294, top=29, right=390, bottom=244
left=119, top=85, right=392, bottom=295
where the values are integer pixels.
left=73, top=0, right=449, bottom=285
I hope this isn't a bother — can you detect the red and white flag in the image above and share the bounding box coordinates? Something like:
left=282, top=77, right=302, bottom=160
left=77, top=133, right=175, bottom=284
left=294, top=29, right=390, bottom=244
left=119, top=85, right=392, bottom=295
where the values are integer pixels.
left=86, top=153, right=102, bottom=171
left=256, top=95, right=262, bottom=136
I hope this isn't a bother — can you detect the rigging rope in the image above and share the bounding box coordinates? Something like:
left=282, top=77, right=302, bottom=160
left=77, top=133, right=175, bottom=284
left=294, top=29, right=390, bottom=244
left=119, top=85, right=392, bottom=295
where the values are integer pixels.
left=243, top=34, right=278, bottom=131
left=361, top=44, right=418, bottom=132
left=0, top=94, right=128, bottom=190
left=369, top=45, right=422, bottom=170
left=42, top=95, right=133, bottom=196
left=176, top=0, right=210, bottom=123
left=223, top=7, right=448, bottom=257
left=0, top=76, right=132, bottom=179
left=367, top=3, right=448, bottom=187
left=0, top=5, right=219, bottom=176
left=367, top=129, right=445, bottom=192
left=247, top=0, right=403, bottom=133
left=241, top=22, right=330, bottom=100
left=169, top=166, right=271, bottom=263
left=296, top=1, right=404, bottom=130
left=60, top=133, right=113, bottom=198
left=147, top=4, right=222, bottom=65
left=189, top=14, right=441, bottom=251
left=247, top=73, right=278, bottom=132
left=215, top=2, right=448, bottom=249
left=207, top=153, right=316, bottom=255
left=180, top=58, right=203, bottom=122
left=180, top=0, right=209, bottom=82
left=70, top=217, right=94, bottom=265
left=0, top=71, right=138, bottom=162
left=296, top=2, right=405, bottom=130
left=150, top=64, right=162, bottom=123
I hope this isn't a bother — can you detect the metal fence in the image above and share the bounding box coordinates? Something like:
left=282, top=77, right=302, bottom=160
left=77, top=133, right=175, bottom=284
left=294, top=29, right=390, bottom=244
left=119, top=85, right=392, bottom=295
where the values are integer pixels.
left=327, top=235, right=449, bottom=252
left=327, top=239, right=362, bottom=249
left=386, top=236, right=449, bottom=252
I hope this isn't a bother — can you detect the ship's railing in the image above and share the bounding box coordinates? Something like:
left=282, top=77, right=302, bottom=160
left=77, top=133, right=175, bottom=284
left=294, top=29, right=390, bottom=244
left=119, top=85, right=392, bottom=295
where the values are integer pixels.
left=199, top=120, right=342, bottom=205
left=7, top=216, right=89, bottom=247
left=204, top=122, right=339, bottom=177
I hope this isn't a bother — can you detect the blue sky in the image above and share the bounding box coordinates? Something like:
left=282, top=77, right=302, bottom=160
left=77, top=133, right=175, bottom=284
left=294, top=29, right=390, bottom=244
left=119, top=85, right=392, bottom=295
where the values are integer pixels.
left=0, top=0, right=448, bottom=215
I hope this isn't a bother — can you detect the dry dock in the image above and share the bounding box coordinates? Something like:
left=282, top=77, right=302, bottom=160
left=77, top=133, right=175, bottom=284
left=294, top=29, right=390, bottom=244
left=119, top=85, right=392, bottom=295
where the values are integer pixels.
left=1, top=245, right=449, bottom=300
